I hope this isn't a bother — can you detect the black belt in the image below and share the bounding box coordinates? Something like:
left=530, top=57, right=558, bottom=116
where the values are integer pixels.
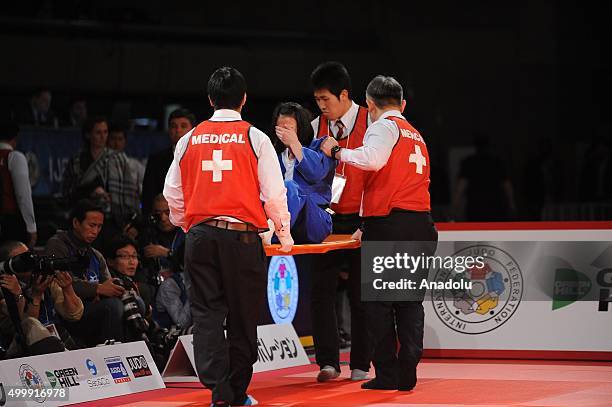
left=203, top=219, right=262, bottom=233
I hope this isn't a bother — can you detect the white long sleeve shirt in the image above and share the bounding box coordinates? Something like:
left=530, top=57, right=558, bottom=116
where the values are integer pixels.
left=0, top=142, right=36, bottom=233
left=339, top=110, right=404, bottom=172
left=163, top=109, right=290, bottom=234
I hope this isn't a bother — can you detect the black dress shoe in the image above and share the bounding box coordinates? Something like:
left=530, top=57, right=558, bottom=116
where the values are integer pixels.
left=361, top=378, right=397, bottom=390
left=398, top=380, right=416, bottom=391
left=398, top=366, right=417, bottom=391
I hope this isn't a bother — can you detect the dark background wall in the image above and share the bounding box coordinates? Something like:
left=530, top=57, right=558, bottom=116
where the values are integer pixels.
left=1, top=0, right=610, bottom=219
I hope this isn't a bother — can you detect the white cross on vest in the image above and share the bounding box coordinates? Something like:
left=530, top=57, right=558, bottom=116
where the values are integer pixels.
left=409, top=145, right=427, bottom=174
left=202, top=150, right=232, bottom=182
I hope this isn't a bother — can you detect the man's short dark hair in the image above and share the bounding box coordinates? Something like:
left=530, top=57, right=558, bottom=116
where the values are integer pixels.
left=168, top=108, right=196, bottom=127
left=207, top=67, right=247, bottom=110
left=32, top=87, right=51, bottom=98
left=71, top=199, right=105, bottom=223
left=104, top=235, right=137, bottom=260
left=82, top=115, right=108, bottom=139
left=109, top=122, right=128, bottom=139
left=366, top=75, right=403, bottom=109
left=310, top=61, right=352, bottom=99
left=0, top=120, right=19, bottom=142
left=270, top=102, right=314, bottom=154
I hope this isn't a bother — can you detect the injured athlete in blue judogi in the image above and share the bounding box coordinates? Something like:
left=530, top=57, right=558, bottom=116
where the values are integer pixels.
left=271, top=102, right=335, bottom=244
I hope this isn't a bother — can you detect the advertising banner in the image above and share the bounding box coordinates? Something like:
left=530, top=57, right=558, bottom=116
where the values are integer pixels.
left=162, top=323, right=310, bottom=383
left=0, top=341, right=164, bottom=406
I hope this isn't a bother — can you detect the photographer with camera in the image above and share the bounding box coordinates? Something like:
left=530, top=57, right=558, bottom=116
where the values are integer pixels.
left=136, top=194, right=185, bottom=309
left=105, top=235, right=178, bottom=369
left=45, top=199, right=127, bottom=346
left=0, top=241, right=66, bottom=358
left=104, top=236, right=149, bottom=341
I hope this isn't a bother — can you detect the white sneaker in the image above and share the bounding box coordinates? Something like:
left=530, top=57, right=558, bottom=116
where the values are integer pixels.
left=317, top=365, right=340, bottom=382
left=350, top=368, right=369, bottom=381
left=244, top=395, right=258, bottom=406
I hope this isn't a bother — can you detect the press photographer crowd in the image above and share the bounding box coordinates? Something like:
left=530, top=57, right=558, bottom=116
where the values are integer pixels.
left=0, top=112, right=195, bottom=369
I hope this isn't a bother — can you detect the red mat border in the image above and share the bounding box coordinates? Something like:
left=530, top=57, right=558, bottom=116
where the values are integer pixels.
left=424, top=348, right=612, bottom=361
left=435, top=221, right=612, bottom=231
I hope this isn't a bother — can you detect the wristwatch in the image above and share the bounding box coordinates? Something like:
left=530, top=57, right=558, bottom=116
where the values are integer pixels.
left=330, top=145, right=341, bottom=160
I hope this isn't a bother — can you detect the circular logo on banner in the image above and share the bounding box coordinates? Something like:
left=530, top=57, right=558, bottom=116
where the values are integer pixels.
left=267, top=256, right=299, bottom=324
left=1, top=382, right=7, bottom=406
left=86, top=358, right=97, bottom=376
left=19, top=364, right=46, bottom=403
left=431, top=245, right=524, bottom=335
left=45, top=371, right=57, bottom=388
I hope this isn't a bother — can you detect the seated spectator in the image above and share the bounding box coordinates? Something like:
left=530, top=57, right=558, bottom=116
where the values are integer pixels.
left=15, top=87, right=58, bottom=128
left=269, top=102, right=334, bottom=243
left=62, top=116, right=141, bottom=245
left=0, top=241, right=65, bottom=357
left=44, top=199, right=127, bottom=346
left=64, top=97, right=88, bottom=128
left=137, top=194, right=185, bottom=308
left=108, top=123, right=145, bottom=195
left=104, top=236, right=149, bottom=342
left=142, top=108, right=195, bottom=215
left=154, top=254, right=190, bottom=330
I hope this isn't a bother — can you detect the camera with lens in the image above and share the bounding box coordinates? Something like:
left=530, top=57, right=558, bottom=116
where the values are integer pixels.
left=124, top=212, right=161, bottom=233
left=112, top=277, right=149, bottom=339
left=147, top=325, right=193, bottom=370
left=0, top=251, right=89, bottom=277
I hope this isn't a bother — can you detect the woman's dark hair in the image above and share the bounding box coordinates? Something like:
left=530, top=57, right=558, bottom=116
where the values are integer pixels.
left=104, top=235, right=138, bottom=260
left=269, top=102, right=314, bottom=154
left=81, top=115, right=107, bottom=146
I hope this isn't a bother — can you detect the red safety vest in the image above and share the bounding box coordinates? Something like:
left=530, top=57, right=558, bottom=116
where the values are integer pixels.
left=362, top=116, right=431, bottom=217
left=0, top=149, right=18, bottom=214
left=179, top=120, right=268, bottom=231
left=316, top=106, right=368, bottom=215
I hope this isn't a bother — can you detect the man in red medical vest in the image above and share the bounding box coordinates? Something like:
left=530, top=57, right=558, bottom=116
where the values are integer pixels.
left=309, top=61, right=371, bottom=382
left=164, top=66, right=293, bottom=407
left=322, top=75, right=438, bottom=392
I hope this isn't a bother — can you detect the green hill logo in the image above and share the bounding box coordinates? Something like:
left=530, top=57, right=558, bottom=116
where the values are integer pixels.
left=553, top=268, right=591, bottom=310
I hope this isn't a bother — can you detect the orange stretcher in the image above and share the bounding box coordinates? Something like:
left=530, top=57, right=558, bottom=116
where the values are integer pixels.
left=264, top=234, right=361, bottom=256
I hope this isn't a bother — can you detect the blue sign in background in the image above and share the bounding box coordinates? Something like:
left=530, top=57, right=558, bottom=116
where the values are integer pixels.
left=17, top=128, right=169, bottom=196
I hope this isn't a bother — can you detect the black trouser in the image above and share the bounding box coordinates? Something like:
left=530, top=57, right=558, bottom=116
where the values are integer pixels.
left=64, top=297, right=124, bottom=346
left=0, top=213, right=27, bottom=243
left=186, top=224, right=266, bottom=405
left=363, top=210, right=437, bottom=387
left=311, top=213, right=370, bottom=372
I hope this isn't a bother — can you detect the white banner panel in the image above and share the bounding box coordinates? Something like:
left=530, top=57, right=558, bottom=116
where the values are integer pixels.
left=0, top=341, right=164, bottom=406
left=254, top=323, right=310, bottom=372
left=424, top=229, right=612, bottom=355
left=163, top=323, right=310, bottom=383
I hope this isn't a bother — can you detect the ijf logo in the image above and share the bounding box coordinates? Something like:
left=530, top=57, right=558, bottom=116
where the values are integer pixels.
left=431, top=245, right=524, bottom=334
left=104, top=356, right=132, bottom=384
left=267, top=256, right=299, bottom=324
left=19, top=364, right=47, bottom=403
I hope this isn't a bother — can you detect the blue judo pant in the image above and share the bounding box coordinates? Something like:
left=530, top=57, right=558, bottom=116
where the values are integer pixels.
left=283, top=180, right=332, bottom=244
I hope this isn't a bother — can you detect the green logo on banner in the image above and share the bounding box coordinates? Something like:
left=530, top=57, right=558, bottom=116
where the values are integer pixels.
left=45, top=371, right=57, bottom=388
left=553, top=268, right=592, bottom=310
